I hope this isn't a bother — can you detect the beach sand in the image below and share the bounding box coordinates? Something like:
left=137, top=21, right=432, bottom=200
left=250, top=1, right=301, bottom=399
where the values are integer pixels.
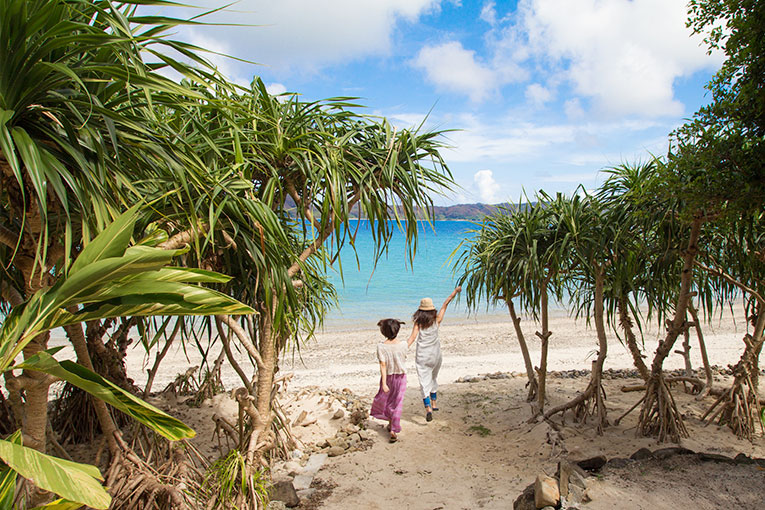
left=120, top=306, right=764, bottom=509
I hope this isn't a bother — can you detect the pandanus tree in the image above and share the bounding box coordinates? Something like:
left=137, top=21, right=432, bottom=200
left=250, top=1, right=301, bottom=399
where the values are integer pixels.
left=0, top=208, right=256, bottom=509
left=698, top=211, right=765, bottom=439
left=456, top=203, right=540, bottom=402
left=0, top=0, right=301, bottom=507
left=136, top=77, right=455, bottom=508
left=457, top=193, right=569, bottom=412
left=542, top=192, right=614, bottom=433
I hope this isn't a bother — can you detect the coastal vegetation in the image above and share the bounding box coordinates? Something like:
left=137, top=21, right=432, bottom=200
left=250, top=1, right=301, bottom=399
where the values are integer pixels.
left=0, top=0, right=452, bottom=508
left=0, top=0, right=761, bottom=509
left=456, top=0, right=764, bottom=444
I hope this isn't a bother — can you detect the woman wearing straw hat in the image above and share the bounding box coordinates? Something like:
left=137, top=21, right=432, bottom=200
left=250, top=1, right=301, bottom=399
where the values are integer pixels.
left=406, top=286, right=461, bottom=422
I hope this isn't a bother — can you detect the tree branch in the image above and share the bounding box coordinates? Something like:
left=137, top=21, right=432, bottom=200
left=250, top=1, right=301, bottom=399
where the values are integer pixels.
left=694, top=260, right=764, bottom=305
left=216, top=315, right=264, bottom=370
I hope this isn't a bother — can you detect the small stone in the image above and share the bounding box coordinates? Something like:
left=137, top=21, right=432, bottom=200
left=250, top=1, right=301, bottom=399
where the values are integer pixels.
left=296, top=488, right=316, bottom=500
left=332, top=408, right=345, bottom=419
left=630, top=448, right=653, bottom=460
left=568, top=484, right=588, bottom=506
left=576, top=455, right=607, bottom=472
left=327, top=446, right=345, bottom=457
left=568, top=469, right=587, bottom=491
left=283, top=461, right=302, bottom=476
left=558, top=460, right=573, bottom=498
left=301, top=454, right=328, bottom=477
left=292, top=474, right=313, bottom=491
left=653, top=447, right=694, bottom=459
left=357, top=429, right=373, bottom=440
left=267, top=501, right=288, bottom=510
left=699, top=453, right=734, bottom=464
left=269, top=480, right=299, bottom=508
left=350, top=409, right=367, bottom=425
left=534, top=475, right=560, bottom=509
left=293, top=410, right=307, bottom=426
left=512, top=483, right=535, bottom=510
left=290, top=449, right=303, bottom=460
left=605, top=457, right=631, bottom=469
left=326, top=437, right=348, bottom=449
left=734, top=453, right=754, bottom=464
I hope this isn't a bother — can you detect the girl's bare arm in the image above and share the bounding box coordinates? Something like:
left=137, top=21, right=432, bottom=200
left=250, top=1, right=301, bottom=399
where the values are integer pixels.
left=437, top=286, right=462, bottom=325
left=380, top=361, right=389, bottom=392
left=407, top=324, right=419, bottom=347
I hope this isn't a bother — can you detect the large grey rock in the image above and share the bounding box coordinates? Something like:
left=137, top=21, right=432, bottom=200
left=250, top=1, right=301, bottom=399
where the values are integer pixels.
left=269, top=480, right=299, bottom=508
left=534, top=475, right=560, bottom=509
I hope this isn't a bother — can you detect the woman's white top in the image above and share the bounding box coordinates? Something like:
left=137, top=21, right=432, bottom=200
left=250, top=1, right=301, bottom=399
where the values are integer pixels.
left=376, top=341, right=407, bottom=374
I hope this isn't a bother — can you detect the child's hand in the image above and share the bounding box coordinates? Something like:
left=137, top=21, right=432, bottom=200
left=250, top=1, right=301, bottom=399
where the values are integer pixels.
left=455, top=285, right=462, bottom=293
left=382, top=383, right=390, bottom=393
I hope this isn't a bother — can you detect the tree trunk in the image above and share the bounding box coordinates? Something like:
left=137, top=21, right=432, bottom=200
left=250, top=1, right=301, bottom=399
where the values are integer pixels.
left=63, top=320, right=119, bottom=454
left=20, top=333, right=53, bottom=452
left=544, top=267, right=608, bottom=433
left=618, top=296, right=649, bottom=381
left=507, top=299, right=538, bottom=402
left=535, top=277, right=552, bottom=413
left=702, top=303, right=765, bottom=439
left=688, top=301, right=713, bottom=397
left=637, top=214, right=702, bottom=442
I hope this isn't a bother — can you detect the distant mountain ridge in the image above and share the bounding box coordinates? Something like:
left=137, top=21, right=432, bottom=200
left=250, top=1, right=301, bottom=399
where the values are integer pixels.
left=430, top=202, right=521, bottom=221
left=287, top=199, right=527, bottom=222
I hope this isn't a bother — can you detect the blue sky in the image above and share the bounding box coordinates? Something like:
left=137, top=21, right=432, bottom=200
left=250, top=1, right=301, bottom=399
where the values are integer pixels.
left=153, top=0, right=723, bottom=205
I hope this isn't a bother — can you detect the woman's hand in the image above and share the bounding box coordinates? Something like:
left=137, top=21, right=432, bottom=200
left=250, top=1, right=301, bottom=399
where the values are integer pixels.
left=382, top=383, right=390, bottom=393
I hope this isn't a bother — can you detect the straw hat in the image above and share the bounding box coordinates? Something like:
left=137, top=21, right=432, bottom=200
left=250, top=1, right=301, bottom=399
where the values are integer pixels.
left=418, top=297, right=436, bottom=311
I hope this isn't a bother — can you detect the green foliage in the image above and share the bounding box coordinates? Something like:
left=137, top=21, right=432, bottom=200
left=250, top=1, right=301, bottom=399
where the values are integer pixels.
left=18, top=351, right=195, bottom=441
left=669, top=0, right=765, bottom=214
left=467, top=425, right=492, bottom=437
left=202, top=449, right=270, bottom=510
left=0, top=432, right=109, bottom=509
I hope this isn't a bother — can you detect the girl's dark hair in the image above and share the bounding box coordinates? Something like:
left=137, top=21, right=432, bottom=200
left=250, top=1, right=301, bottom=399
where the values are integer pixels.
left=412, top=309, right=437, bottom=329
left=377, top=318, right=404, bottom=339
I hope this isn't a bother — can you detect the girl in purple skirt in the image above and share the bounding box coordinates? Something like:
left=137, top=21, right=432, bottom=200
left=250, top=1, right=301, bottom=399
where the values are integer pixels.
left=370, top=318, right=408, bottom=443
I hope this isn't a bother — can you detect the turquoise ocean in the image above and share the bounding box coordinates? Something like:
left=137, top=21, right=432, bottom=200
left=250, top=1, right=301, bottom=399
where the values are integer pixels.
left=322, top=220, right=502, bottom=329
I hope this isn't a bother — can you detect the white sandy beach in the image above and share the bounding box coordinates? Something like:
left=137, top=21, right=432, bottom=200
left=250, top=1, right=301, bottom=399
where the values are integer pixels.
left=103, top=303, right=765, bottom=509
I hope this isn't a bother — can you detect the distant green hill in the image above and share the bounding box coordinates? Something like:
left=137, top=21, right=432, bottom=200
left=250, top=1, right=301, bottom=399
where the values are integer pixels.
left=291, top=200, right=529, bottom=222
left=430, top=202, right=524, bottom=221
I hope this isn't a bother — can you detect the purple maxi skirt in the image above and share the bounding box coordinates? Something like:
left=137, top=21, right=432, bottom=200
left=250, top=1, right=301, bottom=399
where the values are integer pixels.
left=370, top=373, right=407, bottom=433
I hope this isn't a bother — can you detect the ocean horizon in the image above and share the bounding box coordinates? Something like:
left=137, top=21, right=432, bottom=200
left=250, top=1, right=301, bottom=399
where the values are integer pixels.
left=321, top=219, right=504, bottom=330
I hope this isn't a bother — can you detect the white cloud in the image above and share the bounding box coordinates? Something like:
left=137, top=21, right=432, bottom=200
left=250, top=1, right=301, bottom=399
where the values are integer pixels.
left=474, top=170, right=499, bottom=202
left=158, top=0, right=439, bottom=73
left=525, top=83, right=552, bottom=106
left=495, top=0, right=723, bottom=117
left=266, top=82, right=287, bottom=95
left=564, top=98, right=585, bottom=119
left=480, top=1, right=497, bottom=25
left=412, top=42, right=499, bottom=102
